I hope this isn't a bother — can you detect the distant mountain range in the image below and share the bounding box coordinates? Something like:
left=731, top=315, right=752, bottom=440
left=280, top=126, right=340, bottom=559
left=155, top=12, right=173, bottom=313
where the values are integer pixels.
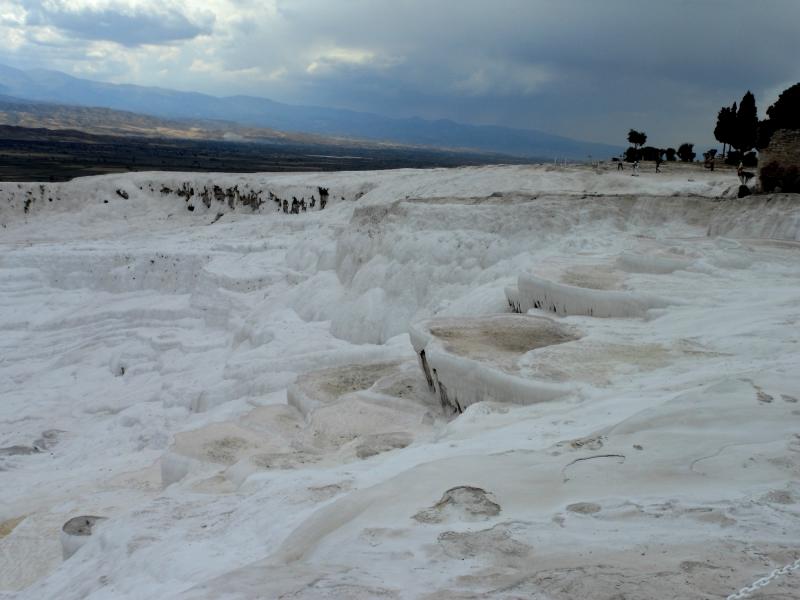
left=0, top=63, right=621, bottom=159
left=0, top=94, right=391, bottom=148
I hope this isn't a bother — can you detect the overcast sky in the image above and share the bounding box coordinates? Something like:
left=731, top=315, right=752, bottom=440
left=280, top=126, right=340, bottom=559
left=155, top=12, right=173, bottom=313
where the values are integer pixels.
left=1, top=0, right=798, bottom=147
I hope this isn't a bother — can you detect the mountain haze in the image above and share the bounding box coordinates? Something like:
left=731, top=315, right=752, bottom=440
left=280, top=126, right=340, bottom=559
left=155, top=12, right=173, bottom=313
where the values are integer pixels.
left=0, top=64, right=620, bottom=160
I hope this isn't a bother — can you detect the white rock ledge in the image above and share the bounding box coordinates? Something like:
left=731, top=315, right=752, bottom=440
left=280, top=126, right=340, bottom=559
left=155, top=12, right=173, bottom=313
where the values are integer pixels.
left=287, top=362, right=402, bottom=418
left=409, top=315, right=577, bottom=414
left=616, top=252, right=694, bottom=274
left=508, top=274, right=673, bottom=318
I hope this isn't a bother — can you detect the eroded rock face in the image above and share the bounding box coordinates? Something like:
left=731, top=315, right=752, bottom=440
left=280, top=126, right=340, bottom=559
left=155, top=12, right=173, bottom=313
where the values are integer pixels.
left=162, top=362, right=436, bottom=487
left=62, top=515, right=106, bottom=537
left=287, top=362, right=403, bottom=417
left=0, top=445, right=40, bottom=456
left=566, top=502, right=602, bottom=514
left=0, top=430, right=62, bottom=458
left=0, top=516, right=25, bottom=539
left=355, top=432, right=412, bottom=459
left=61, top=515, right=107, bottom=559
left=414, top=486, right=501, bottom=523
left=436, top=524, right=533, bottom=563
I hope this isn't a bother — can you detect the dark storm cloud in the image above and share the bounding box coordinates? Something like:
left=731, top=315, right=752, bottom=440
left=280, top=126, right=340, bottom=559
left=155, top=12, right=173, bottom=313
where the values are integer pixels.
left=259, top=0, right=800, bottom=146
left=22, top=1, right=214, bottom=47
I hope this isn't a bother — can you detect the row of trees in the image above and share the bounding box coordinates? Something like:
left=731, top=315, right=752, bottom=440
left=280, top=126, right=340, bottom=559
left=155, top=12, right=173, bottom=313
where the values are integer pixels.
left=716, top=83, right=800, bottom=154
left=713, top=83, right=800, bottom=173
left=713, top=91, right=759, bottom=166
left=623, top=129, right=696, bottom=163
left=619, top=81, right=799, bottom=183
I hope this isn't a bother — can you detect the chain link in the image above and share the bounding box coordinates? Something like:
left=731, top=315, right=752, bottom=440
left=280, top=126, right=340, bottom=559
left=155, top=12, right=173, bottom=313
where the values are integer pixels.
left=726, top=557, right=800, bottom=600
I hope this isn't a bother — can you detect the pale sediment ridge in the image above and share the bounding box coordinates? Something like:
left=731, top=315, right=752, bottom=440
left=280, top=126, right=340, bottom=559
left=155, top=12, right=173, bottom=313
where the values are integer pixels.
left=1, top=164, right=799, bottom=599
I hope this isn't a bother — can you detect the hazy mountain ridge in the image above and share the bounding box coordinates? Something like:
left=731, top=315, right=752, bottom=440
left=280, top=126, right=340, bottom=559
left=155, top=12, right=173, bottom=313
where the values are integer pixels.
left=0, top=94, right=396, bottom=148
left=0, top=63, right=621, bottom=159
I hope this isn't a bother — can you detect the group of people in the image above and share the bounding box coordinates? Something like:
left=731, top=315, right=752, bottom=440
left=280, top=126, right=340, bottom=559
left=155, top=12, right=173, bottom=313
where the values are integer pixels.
left=270, top=187, right=330, bottom=214
left=617, top=157, right=663, bottom=174
left=617, top=156, right=756, bottom=186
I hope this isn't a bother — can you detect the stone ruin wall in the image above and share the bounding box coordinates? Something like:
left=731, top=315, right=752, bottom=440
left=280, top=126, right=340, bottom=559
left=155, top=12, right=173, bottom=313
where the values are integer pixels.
left=760, top=129, right=800, bottom=171
left=758, top=129, right=800, bottom=192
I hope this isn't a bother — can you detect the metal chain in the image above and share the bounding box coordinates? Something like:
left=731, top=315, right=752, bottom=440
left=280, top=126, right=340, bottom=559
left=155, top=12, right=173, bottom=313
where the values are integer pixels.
left=726, top=557, right=800, bottom=599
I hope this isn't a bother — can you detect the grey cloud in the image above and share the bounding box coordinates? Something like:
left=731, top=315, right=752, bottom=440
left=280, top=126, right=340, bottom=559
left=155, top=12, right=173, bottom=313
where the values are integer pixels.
left=251, top=0, right=800, bottom=146
left=22, top=1, right=214, bottom=46
left=3, top=0, right=799, bottom=148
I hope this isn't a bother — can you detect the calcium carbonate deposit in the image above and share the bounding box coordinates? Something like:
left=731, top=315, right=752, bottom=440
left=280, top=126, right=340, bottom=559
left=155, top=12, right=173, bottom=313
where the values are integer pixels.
left=1, top=164, right=799, bottom=598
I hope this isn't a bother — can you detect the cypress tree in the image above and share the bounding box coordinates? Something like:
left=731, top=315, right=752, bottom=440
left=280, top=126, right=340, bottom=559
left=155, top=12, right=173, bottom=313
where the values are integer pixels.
left=734, top=91, right=758, bottom=154
left=714, top=102, right=737, bottom=158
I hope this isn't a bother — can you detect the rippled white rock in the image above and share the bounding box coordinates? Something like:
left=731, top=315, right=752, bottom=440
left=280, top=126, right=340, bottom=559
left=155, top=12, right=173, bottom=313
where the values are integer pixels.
left=2, top=164, right=799, bottom=599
